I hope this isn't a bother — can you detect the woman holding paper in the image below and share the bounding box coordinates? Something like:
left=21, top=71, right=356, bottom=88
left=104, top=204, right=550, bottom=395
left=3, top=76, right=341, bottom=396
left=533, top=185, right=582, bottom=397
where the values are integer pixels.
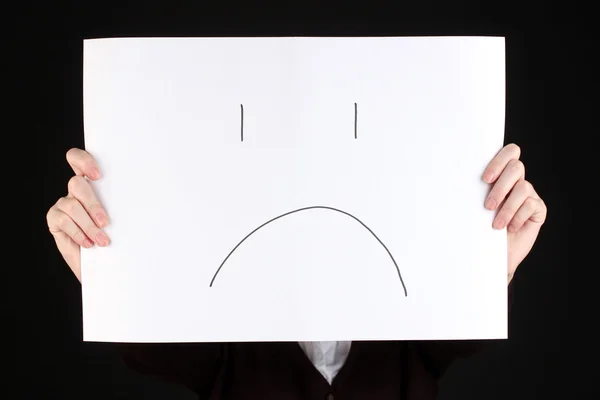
left=46, top=143, right=547, bottom=399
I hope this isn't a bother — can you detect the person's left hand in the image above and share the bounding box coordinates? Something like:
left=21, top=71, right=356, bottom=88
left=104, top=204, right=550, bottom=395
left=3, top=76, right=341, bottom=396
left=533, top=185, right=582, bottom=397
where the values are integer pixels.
left=482, top=143, right=547, bottom=284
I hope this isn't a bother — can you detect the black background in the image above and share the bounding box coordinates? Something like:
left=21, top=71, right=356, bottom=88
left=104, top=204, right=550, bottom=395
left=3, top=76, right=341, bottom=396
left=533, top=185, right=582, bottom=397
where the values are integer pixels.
left=20, top=1, right=584, bottom=399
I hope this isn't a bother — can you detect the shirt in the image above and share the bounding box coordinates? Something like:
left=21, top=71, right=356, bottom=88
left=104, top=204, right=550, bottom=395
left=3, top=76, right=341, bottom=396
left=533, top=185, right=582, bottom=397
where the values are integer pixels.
left=298, top=341, right=352, bottom=384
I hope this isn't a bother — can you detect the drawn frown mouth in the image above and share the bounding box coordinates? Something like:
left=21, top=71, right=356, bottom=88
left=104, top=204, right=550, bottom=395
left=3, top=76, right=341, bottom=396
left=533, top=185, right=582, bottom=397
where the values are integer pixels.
left=208, top=205, right=408, bottom=297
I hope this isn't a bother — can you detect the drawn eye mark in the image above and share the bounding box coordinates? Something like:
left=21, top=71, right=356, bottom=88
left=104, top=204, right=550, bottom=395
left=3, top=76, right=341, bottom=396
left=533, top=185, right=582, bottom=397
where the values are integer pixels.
left=240, top=104, right=244, bottom=142
left=354, top=102, right=358, bottom=139
left=239, top=103, right=358, bottom=142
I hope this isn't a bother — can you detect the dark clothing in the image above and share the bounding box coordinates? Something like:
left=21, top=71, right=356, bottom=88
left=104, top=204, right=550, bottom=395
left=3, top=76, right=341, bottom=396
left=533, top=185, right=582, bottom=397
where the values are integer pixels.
left=115, top=284, right=513, bottom=399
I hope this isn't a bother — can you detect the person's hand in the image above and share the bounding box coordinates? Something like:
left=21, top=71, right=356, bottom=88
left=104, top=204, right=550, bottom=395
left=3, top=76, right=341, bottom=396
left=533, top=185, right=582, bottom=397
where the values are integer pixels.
left=482, top=143, right=547, bottom=284
left=46, top=148, right=111, bottom=282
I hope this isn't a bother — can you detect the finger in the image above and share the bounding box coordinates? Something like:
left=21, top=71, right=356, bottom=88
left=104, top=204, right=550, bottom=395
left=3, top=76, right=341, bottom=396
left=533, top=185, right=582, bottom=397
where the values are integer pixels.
left=492, top=179, right=532, bottom=230
left=482, top=143, right=521, bottom=183
left=56, top=197, right=110, bottom=246
left=47, top=205, right=94, bottom=248
left=507, top=196, right=547, bottom=232
left=485, top=159, right=525, bottom=211
left=67, top=175, right=109, bottom=228
left=66, top=148, right=101, bottom=180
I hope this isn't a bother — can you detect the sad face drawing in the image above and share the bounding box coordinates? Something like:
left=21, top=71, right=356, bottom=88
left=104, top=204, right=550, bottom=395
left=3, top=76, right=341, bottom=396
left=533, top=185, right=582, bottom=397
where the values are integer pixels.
left=208, top=103, right=408, bottom=297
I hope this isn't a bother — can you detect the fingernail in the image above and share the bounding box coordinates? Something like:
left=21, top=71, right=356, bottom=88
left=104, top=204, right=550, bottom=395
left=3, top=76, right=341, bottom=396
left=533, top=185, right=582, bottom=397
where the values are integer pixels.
left=483, top=170, right=495, bottom=183
left=97, top=213, right=108, bottom=227
left=83, top=238, right=94, bottom=248
left=95, top=231, right=110, bottom=246
left=90, top=168, right=101, bottom=179
left=493, top=218, right=505, bottom=229
left=485, top=197, right=496, bottom=210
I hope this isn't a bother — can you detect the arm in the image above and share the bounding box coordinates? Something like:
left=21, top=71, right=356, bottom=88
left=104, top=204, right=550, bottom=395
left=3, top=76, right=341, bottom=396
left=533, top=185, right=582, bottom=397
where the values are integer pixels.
left=416, top=143, right=547, bottom=379
left=114, top=342, right=224, bottom=395
left=45, top=149, right=226, bottom=395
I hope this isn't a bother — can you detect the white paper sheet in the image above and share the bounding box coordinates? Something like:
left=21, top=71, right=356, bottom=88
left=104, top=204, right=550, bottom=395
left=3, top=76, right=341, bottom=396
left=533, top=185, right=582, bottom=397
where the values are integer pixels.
left=82, top=36, right=507, bottom=343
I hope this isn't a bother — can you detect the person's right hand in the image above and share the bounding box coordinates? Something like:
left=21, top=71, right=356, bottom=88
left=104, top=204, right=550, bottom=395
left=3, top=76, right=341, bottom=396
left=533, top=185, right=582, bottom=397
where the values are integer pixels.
left=46, top=148, right=111, bottom=282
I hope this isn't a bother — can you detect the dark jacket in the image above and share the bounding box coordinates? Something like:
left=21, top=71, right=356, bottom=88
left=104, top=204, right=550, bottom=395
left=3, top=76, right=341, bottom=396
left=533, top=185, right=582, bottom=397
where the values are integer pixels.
left=115, top=284, right=513, bottom=399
